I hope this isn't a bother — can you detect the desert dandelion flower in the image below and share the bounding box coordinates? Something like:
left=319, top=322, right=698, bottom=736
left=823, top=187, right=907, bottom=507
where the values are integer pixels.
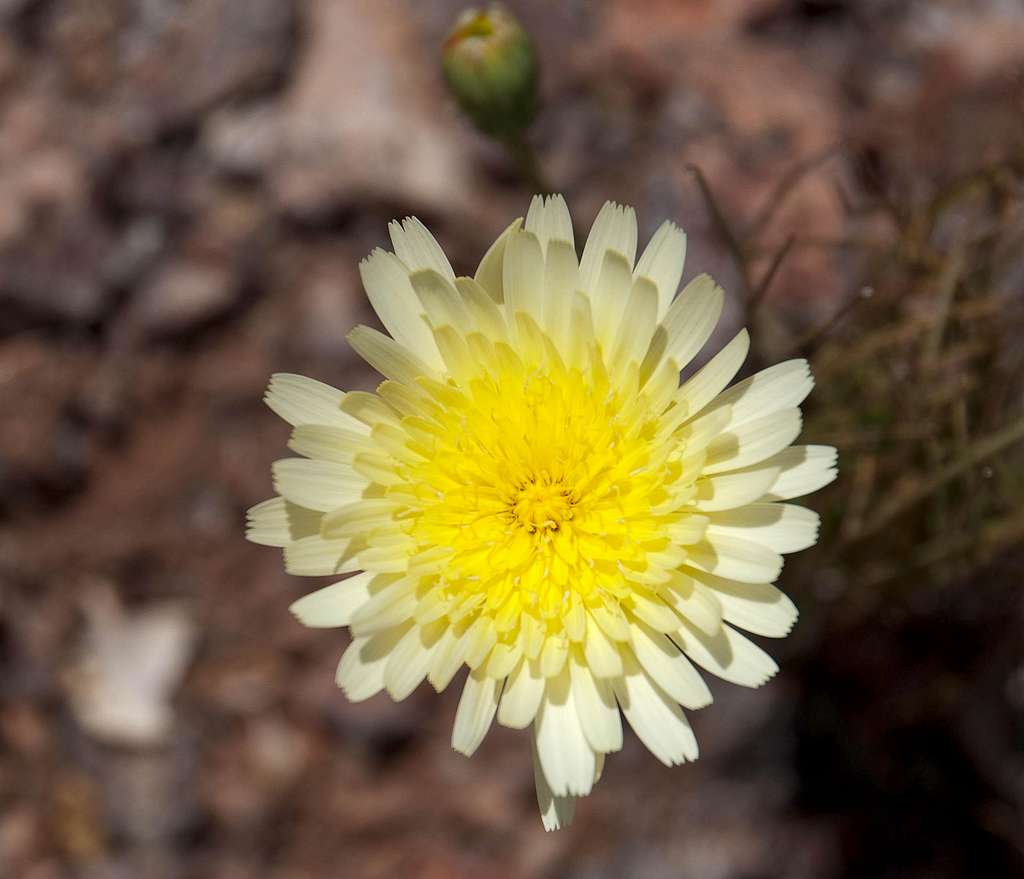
left=247, top=196, right=837, bottom=829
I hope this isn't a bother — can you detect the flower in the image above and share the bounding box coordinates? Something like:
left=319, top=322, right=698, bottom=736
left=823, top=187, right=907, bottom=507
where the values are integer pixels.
left=247, top=195, right=837, bottom=829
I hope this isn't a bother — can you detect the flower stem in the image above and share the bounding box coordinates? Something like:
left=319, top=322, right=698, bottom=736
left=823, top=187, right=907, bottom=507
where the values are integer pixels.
left=504, top=132, right=553, bottom=195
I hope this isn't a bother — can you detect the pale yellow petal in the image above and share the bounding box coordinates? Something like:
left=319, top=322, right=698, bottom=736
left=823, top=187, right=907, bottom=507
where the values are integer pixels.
left=359, top=248, right=445, bottom=370
left=264, top=373, right=367, bottom=433
left=335, top=625, right=411, bottom=702
left=289, top=571, right=374, bottom=627
left=569, top=648, right=622, bottom=752
left=673, top=620, right=779, bottom=688
left=534, top=665, right=598, bottom=796
left=474, top=217, right=523, bottom=302
left=246, top=497, right=322, bottom=547
left=532, top=737, right=576, bottom=832
left=451, top=667, right=503, bottom=757
left=498, top=656, right=545, bottom=729
left=705, top=503, right=821, bottom=553
left=611, top=648, right=698, bottom=766
left=634, top=220, right=686, bottom=319
left=759, top=445, right=838, bottom=501
left=628, top=618, right=712, bottom=710
left=272, top=459, right=366, bottom=512
left=525, top=193, right=574, bottom=253
left=389, top=217, right=455, bottom=281
left=579, top=201, right=637, bottom=293
left=347, top=325, right=437, bottom=384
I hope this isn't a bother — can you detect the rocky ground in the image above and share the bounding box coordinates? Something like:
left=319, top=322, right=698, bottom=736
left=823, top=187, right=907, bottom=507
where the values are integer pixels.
left=1, top=1, right=1023, bottom=877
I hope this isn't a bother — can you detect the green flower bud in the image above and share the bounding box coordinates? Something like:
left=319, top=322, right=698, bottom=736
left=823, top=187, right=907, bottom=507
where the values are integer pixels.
left=441, top=6, right=539, bottom=140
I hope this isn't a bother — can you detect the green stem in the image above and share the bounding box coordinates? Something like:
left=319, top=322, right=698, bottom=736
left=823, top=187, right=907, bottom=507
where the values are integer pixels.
left=503, top=132, right=552, bottom=195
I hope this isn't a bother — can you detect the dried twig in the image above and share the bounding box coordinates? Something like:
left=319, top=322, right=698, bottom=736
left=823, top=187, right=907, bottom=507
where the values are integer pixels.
left=748, top=235, right=794, bottom=311
left=791, top=284, right=875, bottom=358
left=847, top=414, right=1024, bottom=543
left=744, top=143, right=841, bottom=241
left=688, top=164, right=752, bottom=301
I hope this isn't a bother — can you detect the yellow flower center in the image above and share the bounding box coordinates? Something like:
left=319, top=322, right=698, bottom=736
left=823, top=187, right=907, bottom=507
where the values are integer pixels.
left=382, top=327, right=697, bottom=660
left=509, top=476, right=574, bottom=532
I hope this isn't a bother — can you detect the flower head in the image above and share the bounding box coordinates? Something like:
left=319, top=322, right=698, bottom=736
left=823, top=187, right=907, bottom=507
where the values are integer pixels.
left=441, top=5, right=539, bottom=139
left=247, top=196, right=837, bottom=829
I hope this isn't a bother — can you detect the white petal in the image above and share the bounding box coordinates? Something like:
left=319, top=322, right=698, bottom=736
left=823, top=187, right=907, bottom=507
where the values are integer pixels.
left=384, top=624, right=442, bottom=700
left=388, top=217, right=455, bottom=281
left=666, top=513, right=709, bottom=545
left=642, top=274, right=723, bottom=379
left=339, top=391, right=401, bottom=429
left=335, top=625, right=410, bottom=702
left=319, top=498, right=404, bottom=539
left=759, top=445, right=838, bottom=501
left=689, top=569, right=798, bottom=638
left=503, top=229, right=545, bottom=321
left=356, top=541, right=413, bottom=574
left=498, top=656, right=545, bottom=728
left=634, top=220, right=686, bottom=320
left=579, top=201, right=637, bottom=293
left=451, top=667, right=503, bottom=756
left=612, top=648, right=698, bottom=766
left=660, top=574, right=724, bottom=637
left=351, top=452, right=404, bottom=487
left=474, top=218, right=522, bottom=302
left=569, top=649, right=622, bottom=752
left=534, top=665, right=598, bottom=796
left=289, top=571, right=374, bottom=627
left=609, top=276, right=658, bottom=376
left=676, top=329, right=750, bottom=418
left=532, top=737, right=576, bottom=831
left=284, top=534, right=364, bottom=576
left=245, top=497, right=322, bottom=547
left=673, top=620, right=779, bottom=688
left=287, top=425, right=375, bottom=464
left=525, top=193, right=574, bottom=253
left=590, top=249, right=634, bottom=349
left=691, top=464, right=783, bottom=512
left=427, top=624, right=470, bottom=692
left=700, top=409, right=802, bottom=475
left=463, top=616, right=499, bottom=670
left=410, top=268, right=472, bottom=335
left=705, top=503, right=821, bottom=553
left=673, top=404, right=732, bottom=457
left=629, top=619, right=712, bottom=709
left=264, top=373, right=366, bottom=433
left=455, top=283, right=507, bottom=345
left=542, top=238, right=580, bottom=352
left=271, top=459, right=366, bottom=512
left=539, top=634, right=569, bottom=678
left=349, top=576, right=417, bottom=635
left=644, top=356, right=682, bottom=411
left=567, top=289, right=597, bottom=369
left=347, top=325, right=437, bottom=384
left=627, top=591, right=681, bottom=634
left=685, top=534, right=785, bottom=583
left=583, top=612, right=624, bottom=678
left=705, top=359, right=813, bottom=429
left=359, top=248, right=445, bottom=370
left=484, top=641, right=522, bottom=679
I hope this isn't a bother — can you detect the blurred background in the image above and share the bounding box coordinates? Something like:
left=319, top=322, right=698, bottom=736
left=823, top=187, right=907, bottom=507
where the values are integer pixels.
left=2, top=1, right=1024, bottom=877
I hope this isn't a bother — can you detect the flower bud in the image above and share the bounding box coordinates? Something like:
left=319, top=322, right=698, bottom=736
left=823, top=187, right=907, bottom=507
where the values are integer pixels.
left=441, top=6, right=539, bottom=140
